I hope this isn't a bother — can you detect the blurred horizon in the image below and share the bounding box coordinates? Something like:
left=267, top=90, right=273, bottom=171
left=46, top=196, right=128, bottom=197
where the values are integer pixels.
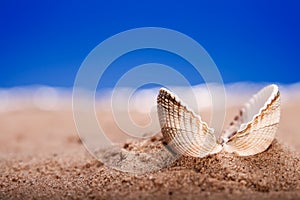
left=1, top=1, right=300, bottom=88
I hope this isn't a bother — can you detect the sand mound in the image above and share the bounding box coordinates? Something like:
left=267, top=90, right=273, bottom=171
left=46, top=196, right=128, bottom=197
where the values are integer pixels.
left=102, top=136, right=300, bottom=188
left=1, top=135, right=300, bottom=199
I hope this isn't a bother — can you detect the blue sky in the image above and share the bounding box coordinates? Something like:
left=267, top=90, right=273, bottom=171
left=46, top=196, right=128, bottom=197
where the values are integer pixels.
left=0, top=0, right=300, bottom=88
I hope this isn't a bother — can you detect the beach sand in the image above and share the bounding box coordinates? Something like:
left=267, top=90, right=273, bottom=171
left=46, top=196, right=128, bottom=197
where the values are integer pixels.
left=0, top=88, right=300, bottom=199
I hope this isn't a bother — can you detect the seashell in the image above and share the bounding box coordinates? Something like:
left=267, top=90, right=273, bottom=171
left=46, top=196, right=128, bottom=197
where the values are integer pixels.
left=222, top=84, right=280, bottom=156
left=157, top=88, right=222, bottom=158
left=157, top=84, right=280, bottom=157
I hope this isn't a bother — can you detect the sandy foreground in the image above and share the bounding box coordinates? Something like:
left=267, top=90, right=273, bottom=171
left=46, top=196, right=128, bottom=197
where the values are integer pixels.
left=0, top=85, right=300, bottom=199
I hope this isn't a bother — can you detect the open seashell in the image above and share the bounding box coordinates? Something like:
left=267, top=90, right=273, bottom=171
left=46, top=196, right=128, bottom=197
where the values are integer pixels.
left=222, top=84, right=280, bottom=156
left=157, top=88, right=222, bottom=158
left=157, top=84, right=280, bottom=157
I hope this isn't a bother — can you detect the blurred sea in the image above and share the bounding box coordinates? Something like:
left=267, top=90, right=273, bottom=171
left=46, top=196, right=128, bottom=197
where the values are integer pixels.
left=0, top=82, right=299, bottom=113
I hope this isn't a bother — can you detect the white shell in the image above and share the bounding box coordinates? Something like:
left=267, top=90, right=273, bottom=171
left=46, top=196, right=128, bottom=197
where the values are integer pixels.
left=157, top=88, right=222, bottom=158
left=157, top=84, right=280, bottom=157
left=222, top=84, right=280, bottom=156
